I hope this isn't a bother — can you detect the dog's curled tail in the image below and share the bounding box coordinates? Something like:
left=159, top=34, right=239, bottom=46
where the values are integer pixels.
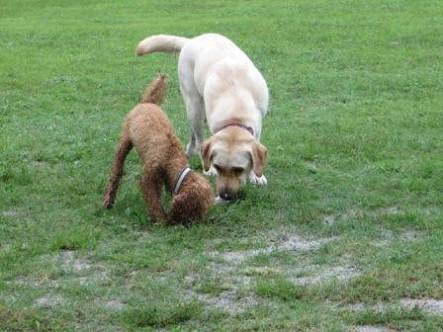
left=141, top=74, right=167, bottom=105
left=136, top=35, right=189, bottom=56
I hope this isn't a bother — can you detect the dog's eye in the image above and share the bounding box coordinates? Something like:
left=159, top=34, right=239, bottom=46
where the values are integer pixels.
left=232, top=167, right=244, bottom=174
left=213, top=164, right=222, bottom=172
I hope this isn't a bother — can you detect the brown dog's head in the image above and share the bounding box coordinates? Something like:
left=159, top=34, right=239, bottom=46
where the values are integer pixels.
left=201, top=127, right=267, bottom=201
left=169, top=172, right=213, bottom=225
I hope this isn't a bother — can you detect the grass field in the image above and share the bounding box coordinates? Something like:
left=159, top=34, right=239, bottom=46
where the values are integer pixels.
left=1, top=0, right=442, bottom=330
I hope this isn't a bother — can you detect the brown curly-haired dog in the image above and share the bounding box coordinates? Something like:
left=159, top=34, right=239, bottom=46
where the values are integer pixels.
left=103, top=75, right=213, bottom=225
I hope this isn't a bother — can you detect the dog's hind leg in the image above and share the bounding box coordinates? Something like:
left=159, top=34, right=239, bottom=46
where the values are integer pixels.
left=103, top=133, right=133, bottom=208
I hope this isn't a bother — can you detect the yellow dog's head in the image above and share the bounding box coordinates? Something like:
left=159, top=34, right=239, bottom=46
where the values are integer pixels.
left=201, top=126, right=267, bottom=201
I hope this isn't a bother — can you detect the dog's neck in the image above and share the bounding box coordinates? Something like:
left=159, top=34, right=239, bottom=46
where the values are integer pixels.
left=215, top=120, right=254, bottom=136
left=172, top=167, right=192, bottom=195
left=164, top=145, right=190, bottom=193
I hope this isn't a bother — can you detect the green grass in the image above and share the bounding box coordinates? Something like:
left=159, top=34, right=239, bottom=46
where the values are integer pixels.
left=1, top=0, right=442, bottom=330
left=256, top=277, right=303, bottom=302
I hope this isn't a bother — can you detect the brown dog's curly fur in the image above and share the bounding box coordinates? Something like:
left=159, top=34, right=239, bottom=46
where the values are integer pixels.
left=103, top=75, right=213, bottom=225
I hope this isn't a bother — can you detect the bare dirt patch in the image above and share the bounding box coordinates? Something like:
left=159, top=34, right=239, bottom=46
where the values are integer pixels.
left=52, top=251, right=110, bottom=284
left=1, top=210, right=18, bottom=217
left=193, top=290, right=258, bottom=315
left=12, top=251, right=110, bottom=290
left=279, top=233, right=337, bottom=252
left=354, top=326, right=395, bottom=332
left=184, top=266, right=256, bottom=315
left=289, top=264, right=359, bottom=286
left=209, top=232, right=337, bottom=265
left=323, top=215, right=336, bottom=225
left=375, top=206, right=401, bottom=216
left=399, top=298, right=443, bottom=315
left=105, top=300, right=125, bottom=311
left=371, top=229, right=423, bottom=248
left=324, top=205, right=402, bottom=225
left=350, top=298, right=443, bottom=315
left=191, top=231, right=342, bottom=314
left=33, top=295, right=64, bottom=308
left=58, top=251, right=91, bottom=272
left=78, top=270, right=109, bottom=286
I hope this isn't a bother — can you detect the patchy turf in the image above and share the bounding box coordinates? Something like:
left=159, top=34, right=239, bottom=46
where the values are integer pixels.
left=1, top=0, right=442, bottom=330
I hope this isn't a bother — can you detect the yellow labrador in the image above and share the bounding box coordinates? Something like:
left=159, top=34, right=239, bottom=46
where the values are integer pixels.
left=137, top=33, right=268, bottom=201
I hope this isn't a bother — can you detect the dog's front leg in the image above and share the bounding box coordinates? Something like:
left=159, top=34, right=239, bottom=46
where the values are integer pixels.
left=248, top=171, right=267, bottom=186
left=183, top=93, right=205, bottom=157
left=140, top=174, right=168, bottom=223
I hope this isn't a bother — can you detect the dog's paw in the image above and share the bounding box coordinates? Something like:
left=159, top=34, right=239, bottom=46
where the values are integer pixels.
left=103, top=194, right=113, bottom=209
left=203, top=166, right=217, bottom=177
left=249, top=172, right=267, bottom=186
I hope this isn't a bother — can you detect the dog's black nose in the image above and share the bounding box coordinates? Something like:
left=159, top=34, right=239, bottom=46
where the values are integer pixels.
left=219, top=191, right=233, bottom=201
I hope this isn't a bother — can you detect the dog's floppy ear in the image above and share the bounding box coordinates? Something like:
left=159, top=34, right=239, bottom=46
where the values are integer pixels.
left=250, top=142, right=267, bottom=177
left=201, top=138, right=214, bottom=172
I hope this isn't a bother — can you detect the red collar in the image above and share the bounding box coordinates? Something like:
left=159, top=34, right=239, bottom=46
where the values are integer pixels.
left=216, top=123, right=254, bottom=136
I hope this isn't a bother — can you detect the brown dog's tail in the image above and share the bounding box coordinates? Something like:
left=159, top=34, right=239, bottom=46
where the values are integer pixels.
left=141, top=74, right=167, bottom=105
